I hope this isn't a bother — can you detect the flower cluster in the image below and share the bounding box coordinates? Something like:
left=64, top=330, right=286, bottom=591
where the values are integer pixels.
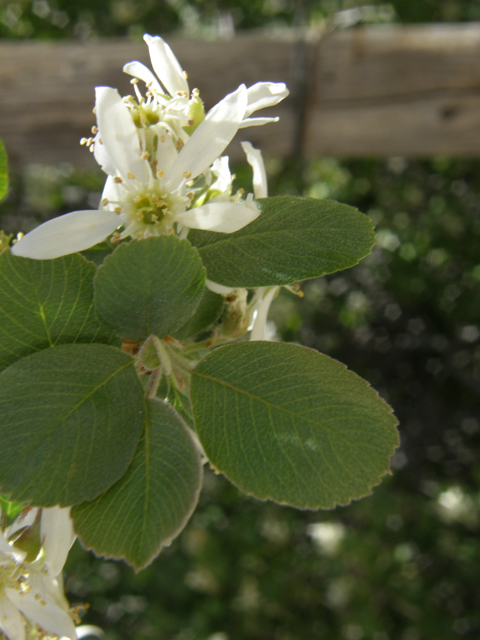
left=0, top=506, right=76, bottom=640
left=12, top=34, right=288, bottom=261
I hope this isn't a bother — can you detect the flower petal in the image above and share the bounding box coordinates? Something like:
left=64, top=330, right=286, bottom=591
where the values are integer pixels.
left=244, top=82, right=289, bottom=118
left=205, top=279, right=234, bottom=295
left=0, top=596, right=25, bottom=640
left=238, top=116, right=279, bottom=128
left=123, top=61, right=162, bottom=92
left=241, top=142, right=268, bottom=198
left=11, top=210, right=120, bottom=260
left=250, top=286, right=279, bottom=340
left=76, top=625, right=105, bottom=639
left=154, top=130, right=178, bottom=176
left=210, top=156, right=232, bottom=193
left=169, top=84, right=248, bottom=187
left=94, top=87, right=147, bottom=182
left=40, top=507, right=76, bottom=578
left=7, top=589, right=77, bottom=640
left=144, top=34, right=189, bottom=96
left=176, top=201, right=259, bottom=233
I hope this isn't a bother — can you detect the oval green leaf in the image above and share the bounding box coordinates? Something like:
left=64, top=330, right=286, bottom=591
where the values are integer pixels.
left=94, top=236, right=206, bottom=341
left=189, top=196, right=376, bottom=287
left=0, top=139, right=8, bottom=202
left=0, top=250, right=117, bottom=373
left=72, top=398, right=202, bottom=570
left=0, top=344, right=145, bottom=507
left=191, top=341, right=399, bottom=510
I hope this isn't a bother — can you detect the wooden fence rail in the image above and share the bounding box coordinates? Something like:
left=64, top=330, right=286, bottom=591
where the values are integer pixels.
left=2, top=23, right=480, bottom=168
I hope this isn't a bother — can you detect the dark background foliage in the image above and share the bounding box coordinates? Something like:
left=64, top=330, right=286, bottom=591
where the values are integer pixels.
left=1, top=1, right=479, bottom=639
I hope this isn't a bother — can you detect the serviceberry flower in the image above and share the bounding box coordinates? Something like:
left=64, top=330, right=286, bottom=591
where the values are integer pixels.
left=0, top=506, right=76, bottom=640
left=12, top=35, right=288, bottom=260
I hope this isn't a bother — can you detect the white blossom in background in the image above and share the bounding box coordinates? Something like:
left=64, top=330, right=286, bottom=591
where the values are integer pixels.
left=0, top=506, right=77, bottom=640
left=12, top=34, right=289, bottom=260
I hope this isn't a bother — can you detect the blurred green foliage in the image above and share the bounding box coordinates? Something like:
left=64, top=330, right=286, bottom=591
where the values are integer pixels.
left=3, top=0, right=480, bottom=40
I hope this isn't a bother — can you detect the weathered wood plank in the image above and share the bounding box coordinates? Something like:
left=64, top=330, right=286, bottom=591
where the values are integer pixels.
left=1, top=24, right=480, bottom=168
left=306, top=23, right=480, bottom=156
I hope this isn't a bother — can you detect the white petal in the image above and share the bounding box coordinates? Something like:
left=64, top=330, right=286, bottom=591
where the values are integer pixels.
left=210, top=156, right=232, bottom=192
left=7, top=589, right=77, bottom=640
left=205, top=279, right=234, bottom=295
left=250, top=286, right=278, bottom=341
left=76, top=625, right=104, bottom=639
left=175, top=201, right=259, bottom=233
left=40, top=507, right=76, bottom=578
left=0, top=596, right=25, bottom=640
left=169, top=84, right=248, bottom=187
left=95, top=87, right=147, bottom=182
left=92, top=132, right=116, bottom=178
left=0, top=529, right=14, bottom=554
left=238, top=116, right=279, bottom=128
left=144, top=34, right=189, bottom=96
left=153, top=129, right=178, bottom=175
left=244, top=82, right=289, bottom=118
left=241, top=142, right=268, bottom=198
left=11, top=210, right=120, bottom=260
left=101, top=175, right=123, bottom=210
left=123, top=60, right=162, bottom=92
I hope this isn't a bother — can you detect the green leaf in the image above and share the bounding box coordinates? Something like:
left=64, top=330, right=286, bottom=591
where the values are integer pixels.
left=0, top=344, right=145, bottom=507
left=191, top=341, right=399, bottom=510
left=0, top=251, right=117, bottom=373
left=0, top=139, right=8, bottom=202
left=95, top=236, right=206, bottom=341
left=189, top=196, right=376, bottom=287
left=72, top=398, right=202, bottom=570
left=173, top=287, right=224, bottom=340
left=0, top=494, right=24, bottom=521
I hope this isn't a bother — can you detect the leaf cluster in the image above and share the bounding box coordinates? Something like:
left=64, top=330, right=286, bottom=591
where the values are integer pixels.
left=0, top=194, right=398, bottom=569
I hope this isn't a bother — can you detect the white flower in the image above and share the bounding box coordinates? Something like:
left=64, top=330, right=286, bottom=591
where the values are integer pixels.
left=0, top=506, right=77, bottom=640
left=12, top=35, right=288, bottom=261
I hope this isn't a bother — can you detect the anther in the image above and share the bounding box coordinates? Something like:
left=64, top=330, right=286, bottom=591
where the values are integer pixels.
left=91, top=126, right=98, bottom=134
left=80, top=138, right=88, bottom=145
left=183, top=171, right=192, bottom=179
left=114, top=176, right=123, bottom=183
left=114, top=206, right=122, bottom=214
left=156, top=170, right=164, bottom=178
left=101, top=198, right=109, bottom=207
left=141, top=152, right=150, bottom=160
left=130, top=78, right=139, bottom=84
left=127, top=172, right=136, bottom=180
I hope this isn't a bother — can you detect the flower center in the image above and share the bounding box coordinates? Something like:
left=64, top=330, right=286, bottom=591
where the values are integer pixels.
left=118, top=183, right=188, bottom=239
left=135, top=193, right=168, bottom=226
